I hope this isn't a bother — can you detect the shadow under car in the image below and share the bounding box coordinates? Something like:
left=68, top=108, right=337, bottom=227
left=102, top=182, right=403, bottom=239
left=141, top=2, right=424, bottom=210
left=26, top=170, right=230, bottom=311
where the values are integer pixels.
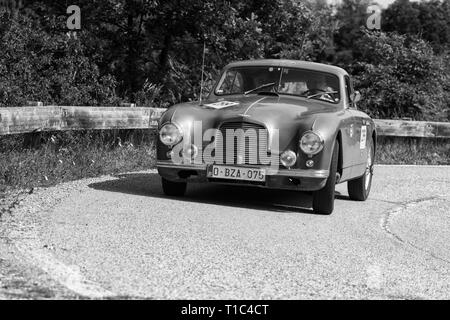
left=88, top=172, right=350, bottom=215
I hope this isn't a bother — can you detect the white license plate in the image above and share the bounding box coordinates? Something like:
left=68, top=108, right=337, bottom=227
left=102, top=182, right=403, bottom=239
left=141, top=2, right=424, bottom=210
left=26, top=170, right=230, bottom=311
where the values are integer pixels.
left=208, top=165, right=265, bottom=182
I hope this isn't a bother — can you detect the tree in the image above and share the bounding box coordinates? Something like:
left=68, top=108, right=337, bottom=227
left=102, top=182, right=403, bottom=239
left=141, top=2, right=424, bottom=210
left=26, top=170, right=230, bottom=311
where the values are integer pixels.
left=333, top=0, right=371, bottom=64
left=383, top=0, right=450, bottom=53
left=0, top=9, right=119, bottom=107
left=350, top=30, right=449, bottom=121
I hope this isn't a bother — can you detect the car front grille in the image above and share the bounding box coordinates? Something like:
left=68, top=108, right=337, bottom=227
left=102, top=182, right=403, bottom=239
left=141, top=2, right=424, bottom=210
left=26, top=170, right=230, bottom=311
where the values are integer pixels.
left=214, top=122, right=270, bottom=165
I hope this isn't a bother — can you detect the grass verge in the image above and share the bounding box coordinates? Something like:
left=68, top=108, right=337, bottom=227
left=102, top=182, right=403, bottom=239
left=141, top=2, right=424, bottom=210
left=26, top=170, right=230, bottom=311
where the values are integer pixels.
left=0, top=133, right=448, bottom=195
left=376, top=137, right=450, bottom=165
left=0, top=130, right=156, bottom=194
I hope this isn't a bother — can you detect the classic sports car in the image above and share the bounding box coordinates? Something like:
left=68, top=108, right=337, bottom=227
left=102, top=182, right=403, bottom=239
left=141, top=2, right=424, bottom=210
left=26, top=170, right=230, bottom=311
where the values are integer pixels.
left=157, top=60, right=376, bottom=214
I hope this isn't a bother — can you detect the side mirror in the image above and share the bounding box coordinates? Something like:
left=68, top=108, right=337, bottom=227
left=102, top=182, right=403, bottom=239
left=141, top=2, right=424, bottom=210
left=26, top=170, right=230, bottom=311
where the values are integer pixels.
left=352, top=91, right=361, bottom=103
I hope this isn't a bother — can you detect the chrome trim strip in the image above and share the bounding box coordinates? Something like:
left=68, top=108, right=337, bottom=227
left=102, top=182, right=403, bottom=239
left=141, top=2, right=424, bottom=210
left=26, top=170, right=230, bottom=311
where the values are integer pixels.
left=156, top=161, right=329, bottom=178
left=243, top=97, right=267, bottom=115
left=267, top=168, right=329, bottom=178
left=157, top=161, right=207, bottom=170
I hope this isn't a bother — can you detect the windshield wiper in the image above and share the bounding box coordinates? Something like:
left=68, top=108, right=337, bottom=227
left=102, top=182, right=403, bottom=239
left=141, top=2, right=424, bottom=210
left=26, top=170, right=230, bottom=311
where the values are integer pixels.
left=306, top=91, right=338, bottom=99
left=244, top=82, right=276, bottom=95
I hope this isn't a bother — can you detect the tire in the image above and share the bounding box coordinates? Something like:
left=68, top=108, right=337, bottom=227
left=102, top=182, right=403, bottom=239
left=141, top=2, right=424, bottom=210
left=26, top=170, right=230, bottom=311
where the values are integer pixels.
left=312, top=140, right=339, bottom=215
left=347, top=139, right=374, bottom=201
left=161, top=177, right=187, bottom=197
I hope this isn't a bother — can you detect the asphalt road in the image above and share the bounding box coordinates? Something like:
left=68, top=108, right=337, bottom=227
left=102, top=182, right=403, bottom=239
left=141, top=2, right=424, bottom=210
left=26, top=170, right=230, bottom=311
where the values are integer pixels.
left=1, top=165, right=449, bottom=299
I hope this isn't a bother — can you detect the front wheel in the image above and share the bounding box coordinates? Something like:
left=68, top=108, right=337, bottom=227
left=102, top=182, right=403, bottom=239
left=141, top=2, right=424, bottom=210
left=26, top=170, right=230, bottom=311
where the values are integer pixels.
left=161, top=177, right=187, bottom=197
left=347, top=140, right=374, bottom=201
left=312, top=140, right=339, bottom=215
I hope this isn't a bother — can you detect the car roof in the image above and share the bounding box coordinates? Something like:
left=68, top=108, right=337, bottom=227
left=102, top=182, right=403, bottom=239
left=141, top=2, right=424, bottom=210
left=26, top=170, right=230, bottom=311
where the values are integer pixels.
left=225, top=59, right=348, bottom=77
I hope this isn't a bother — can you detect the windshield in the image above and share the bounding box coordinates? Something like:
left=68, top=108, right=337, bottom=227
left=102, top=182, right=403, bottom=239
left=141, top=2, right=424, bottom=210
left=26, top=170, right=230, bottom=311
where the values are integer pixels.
left=214, top=66, right=340, bottom=104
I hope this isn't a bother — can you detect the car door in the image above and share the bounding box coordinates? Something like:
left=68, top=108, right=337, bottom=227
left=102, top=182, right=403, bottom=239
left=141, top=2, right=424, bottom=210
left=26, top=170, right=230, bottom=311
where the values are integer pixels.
left=346, top=76, right=368, bottom=177
left=337, top=75, right=358, bottom=181
left=342, top=75, right=365, bottom=177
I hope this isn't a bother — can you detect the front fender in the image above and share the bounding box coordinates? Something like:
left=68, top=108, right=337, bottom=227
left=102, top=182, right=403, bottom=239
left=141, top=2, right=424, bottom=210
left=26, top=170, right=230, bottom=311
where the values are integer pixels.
left=295, top=113, right=344, bottom=173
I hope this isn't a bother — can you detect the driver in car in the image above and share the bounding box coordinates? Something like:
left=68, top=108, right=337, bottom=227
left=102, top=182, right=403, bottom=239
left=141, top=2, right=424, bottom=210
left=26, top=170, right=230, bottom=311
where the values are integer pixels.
left=306, top=75, right=336, bottom=102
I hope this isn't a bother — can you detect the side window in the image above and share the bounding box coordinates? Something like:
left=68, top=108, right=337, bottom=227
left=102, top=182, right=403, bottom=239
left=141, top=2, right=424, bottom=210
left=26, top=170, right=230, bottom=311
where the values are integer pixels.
left=344, top=76, right=353, bottom=105
left=216, top=70, right=244, bottom=95
left=232, top=72, right=244, bottom=93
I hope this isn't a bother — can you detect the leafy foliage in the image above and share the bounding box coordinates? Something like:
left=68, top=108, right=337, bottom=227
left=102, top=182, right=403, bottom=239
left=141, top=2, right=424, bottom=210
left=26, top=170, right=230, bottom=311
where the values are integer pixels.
left=383, top=0, right=450, bottom=53
left=350, top=31, right=449, bottom=121
left=0, top=0, right=448, bottom=121
left=0, top=9, right=119, bottom=107
left=333, top=0, right=372, bottom=64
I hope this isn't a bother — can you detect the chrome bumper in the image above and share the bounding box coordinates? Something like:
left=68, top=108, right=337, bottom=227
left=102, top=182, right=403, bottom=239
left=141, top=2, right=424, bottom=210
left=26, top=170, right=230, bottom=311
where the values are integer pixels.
left=156, top=160, right=329, bottom=179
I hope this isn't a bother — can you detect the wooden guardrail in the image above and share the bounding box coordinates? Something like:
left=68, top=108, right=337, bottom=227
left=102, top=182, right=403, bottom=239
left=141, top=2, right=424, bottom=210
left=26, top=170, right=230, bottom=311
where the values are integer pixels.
left=0, top=106, right=166, bottom=135
left=374, top=119, right=450, bottom=138
left=0, top=106, right=449, bottom=138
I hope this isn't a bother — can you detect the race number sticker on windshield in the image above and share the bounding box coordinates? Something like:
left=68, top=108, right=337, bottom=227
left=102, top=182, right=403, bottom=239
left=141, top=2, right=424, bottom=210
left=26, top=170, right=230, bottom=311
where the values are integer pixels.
left=360, top=125, right=367, bottom=149
left=205, top=101, right=239, bottom=109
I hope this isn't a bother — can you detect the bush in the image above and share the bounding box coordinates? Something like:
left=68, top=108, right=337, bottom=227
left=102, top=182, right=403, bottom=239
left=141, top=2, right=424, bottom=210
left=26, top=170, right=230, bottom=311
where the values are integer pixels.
left=349, top=30, right=449, bottom=121
left=0, top=10, right=120, bottom=107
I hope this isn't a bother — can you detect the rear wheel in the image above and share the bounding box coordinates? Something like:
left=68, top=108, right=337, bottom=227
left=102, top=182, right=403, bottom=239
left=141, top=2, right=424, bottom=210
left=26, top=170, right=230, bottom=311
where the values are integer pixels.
left=161, top=177, right=187, bottom=197
left=312, top=140, right=339, bottom=215
left=347, top=139, right=374, bottom=201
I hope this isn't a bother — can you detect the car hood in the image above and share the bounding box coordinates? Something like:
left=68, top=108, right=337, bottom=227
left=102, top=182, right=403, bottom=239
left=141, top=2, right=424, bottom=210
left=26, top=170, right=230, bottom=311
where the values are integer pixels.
left=164, top=95, right=338, bottom=152
left=168, top=95, right=335, bottom=130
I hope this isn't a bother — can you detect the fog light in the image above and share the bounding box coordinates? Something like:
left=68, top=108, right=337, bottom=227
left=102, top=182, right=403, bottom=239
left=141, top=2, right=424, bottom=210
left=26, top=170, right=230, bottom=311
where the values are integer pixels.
left=280, top=150, right=297, bottom=168
left=167, top=150, right=173, bottom=158
left=183, top=144, right=198, bottom=159
left=306, top=160, right=314, bottom=168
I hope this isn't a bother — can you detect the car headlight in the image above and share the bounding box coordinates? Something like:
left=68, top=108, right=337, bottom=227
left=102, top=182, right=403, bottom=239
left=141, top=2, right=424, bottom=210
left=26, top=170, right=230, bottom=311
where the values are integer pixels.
left=280, top=150, right=297, bottom=168
left=159, top=123, right=183, bottom=146
left=300, top=131, right=324, bottom=155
